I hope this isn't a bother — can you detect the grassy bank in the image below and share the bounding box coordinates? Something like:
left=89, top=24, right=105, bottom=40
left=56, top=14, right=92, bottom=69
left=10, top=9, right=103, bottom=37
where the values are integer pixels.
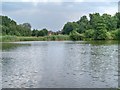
left=1, top=34, right=119, bottom=42
left=1, top=35, right=70, bottom=42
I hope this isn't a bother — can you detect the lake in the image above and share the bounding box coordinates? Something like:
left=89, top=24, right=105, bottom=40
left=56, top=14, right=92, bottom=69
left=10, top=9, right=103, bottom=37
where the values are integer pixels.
left=1, top=41, right=119, bottom=88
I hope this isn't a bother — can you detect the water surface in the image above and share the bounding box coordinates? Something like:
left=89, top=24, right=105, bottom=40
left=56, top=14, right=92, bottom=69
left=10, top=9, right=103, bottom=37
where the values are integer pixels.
left=1, top=41, right=118, bottom=88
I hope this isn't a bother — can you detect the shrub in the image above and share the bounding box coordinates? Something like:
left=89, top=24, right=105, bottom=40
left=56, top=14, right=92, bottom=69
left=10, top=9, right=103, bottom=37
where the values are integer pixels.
left=84, top=29, right=94, bottom=38
left=69, top=30, right=84, bottom=41
left=110, top=29, right=120, bottom=40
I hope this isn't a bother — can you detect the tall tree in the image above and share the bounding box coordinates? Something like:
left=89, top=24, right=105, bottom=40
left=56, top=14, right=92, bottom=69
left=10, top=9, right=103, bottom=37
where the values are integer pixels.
left=62, top=22, right=79, bottom=34
left=102, top=14, right=117, bottom=31
left=89, top=13, right=101, bottom=29
left=38, top=28, right=48, bottom=36
left=32, top=29, right=39, bottom=36
left=22, top=23, right=31, bottom=29
left=94, top=21, right=108, bottom=40
left=115, top=12, right=120, bottom=28
left=77, top=15, right=90, bottom=33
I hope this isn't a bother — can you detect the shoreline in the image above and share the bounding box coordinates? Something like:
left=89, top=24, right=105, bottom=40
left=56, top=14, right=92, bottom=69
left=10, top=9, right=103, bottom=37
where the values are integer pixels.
left=1, top=35, right=119, bottom=42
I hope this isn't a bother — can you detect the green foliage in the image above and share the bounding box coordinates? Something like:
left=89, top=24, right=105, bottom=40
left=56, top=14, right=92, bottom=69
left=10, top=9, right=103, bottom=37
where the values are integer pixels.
left=38, top=28, right=48, bottom=36
left=89, top=13, right=102, bottom=30
left=94, top=22, right=108, bottom=40
left=2, top=35, right=19, bottom=42
left=22, top=23, right=31, bottom=29
left=116, top=12, right=120, bottom=28
left=47, top=35, right=69, bottom=41
left=69, top=30, right=84, bottom=41
left=1, top=16, right=32, bottom=36
left=84, top=29, right=94, bottom=38
left=102, top=14, right=117, bottom=31
left=110, top=30, right=117, bottom=40
left=106, top=32, right=112, bottom=40
left=62, top=12, right=120, bottom=40
left=32, top=29, right=39, bottom=36
left=77, top=15, right=90, bottom=33
left=62, top=22, right=79, bottom=34
left=1, top=35, right=70, bottom=42
left=1, top=12, right=120, bottom=41
left=118, top=29, right=120, bottom=40
left=109, top=29, right=119, bottom=40
left=32, top=29, right=49, bottom=37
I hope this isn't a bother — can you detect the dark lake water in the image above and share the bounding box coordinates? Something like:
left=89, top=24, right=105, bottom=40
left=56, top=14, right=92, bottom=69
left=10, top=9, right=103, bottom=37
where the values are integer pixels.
left=1, top=41, right=119, bottom=88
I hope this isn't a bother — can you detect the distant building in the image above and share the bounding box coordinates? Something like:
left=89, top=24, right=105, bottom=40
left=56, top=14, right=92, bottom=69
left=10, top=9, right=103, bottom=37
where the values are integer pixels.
left=48, top=30, right=62, bottom=36
left=48, top=31, right=53, bottom=36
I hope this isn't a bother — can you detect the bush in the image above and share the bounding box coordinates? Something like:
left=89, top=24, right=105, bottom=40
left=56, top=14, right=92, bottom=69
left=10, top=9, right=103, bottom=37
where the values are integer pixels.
left=106, top=32, right=112, bottom=40
left=69, top=30, right=84, bottom=41
left=2, top=35, right=19, bottom=42
left=84, top=29, right=94, bottom=38
left=94, top=29, right=108, bottom=40
left=110, top=29, right=120, bottom=40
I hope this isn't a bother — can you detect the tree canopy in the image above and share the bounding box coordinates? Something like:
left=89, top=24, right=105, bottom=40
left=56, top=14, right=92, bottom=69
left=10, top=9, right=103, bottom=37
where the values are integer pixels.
left=1, top=16, right=49, bottom=37
left=62, top=12, right=120, bottom=40
left=1, top=12, right=120, bottom=40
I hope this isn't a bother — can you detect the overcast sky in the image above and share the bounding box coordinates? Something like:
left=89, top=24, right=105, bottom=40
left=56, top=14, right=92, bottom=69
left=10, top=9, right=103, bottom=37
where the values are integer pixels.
left=1, top=0, right=119, bottom=31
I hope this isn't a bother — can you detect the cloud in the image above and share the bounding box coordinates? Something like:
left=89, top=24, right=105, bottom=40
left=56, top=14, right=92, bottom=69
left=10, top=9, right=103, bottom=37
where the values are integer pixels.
left=2, top=0, right=120, bottom=2
left=1, top=2, right=118, bottom=31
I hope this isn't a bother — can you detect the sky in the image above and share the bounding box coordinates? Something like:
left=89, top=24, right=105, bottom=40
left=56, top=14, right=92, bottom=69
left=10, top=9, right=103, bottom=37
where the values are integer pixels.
left=0, top=0, right=119, bottom=31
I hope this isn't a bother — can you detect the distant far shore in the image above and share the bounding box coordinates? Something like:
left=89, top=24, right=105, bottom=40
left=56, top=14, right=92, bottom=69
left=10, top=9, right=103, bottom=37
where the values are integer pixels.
left=1, top=35, right=119, bottom=42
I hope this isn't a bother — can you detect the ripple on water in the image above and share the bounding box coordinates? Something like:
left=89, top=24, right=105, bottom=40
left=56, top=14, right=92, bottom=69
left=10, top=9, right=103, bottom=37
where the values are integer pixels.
left=2, top=41, right=118, bottom=88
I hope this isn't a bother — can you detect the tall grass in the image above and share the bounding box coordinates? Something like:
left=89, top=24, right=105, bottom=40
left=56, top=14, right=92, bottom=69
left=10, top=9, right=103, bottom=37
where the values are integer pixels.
left=1, top=35, right=70, bottom=42
left=2, top=35, right=19, bottom=42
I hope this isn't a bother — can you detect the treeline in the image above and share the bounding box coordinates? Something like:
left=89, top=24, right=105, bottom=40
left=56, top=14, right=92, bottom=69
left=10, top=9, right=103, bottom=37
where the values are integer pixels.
left=1, top=16, right=32, bottom=36
left=62, top=13, right=120, bottom=40
left=0, top=16, right=59, bottom=37
left=1, top=13, right=120, bottom=41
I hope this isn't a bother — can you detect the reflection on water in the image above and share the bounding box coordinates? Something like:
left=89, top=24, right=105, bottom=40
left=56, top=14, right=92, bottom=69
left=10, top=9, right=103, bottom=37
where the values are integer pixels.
left=0, top=51, right=2, bottom=90
left=1, top=43, right=31, bottom=51
left=1, top=41, right=119, bottom=88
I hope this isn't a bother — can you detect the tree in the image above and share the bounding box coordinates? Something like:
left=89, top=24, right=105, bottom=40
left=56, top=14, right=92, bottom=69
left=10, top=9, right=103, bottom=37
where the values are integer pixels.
left=89, top=13, right=101, bottom=29
left=1, top=13, right=120, bottom=40
left=1, top=16, right=16, bottom=26
left=62, top=22, right=79, bottom=34
left=115, top=12, right=120, bottom=28
left=22, top=23, right=31, bottom=29
left=1, top=16, right=32, bottom=36
left=94, top=21, right=108, bottom=40
left=102, top=14, right=117, bottom=31
left=77, top=15, right=90, bottom=33
left=21, top=23, right=32, bottom=36
left=69, top=30, right=84, bottom=41
left=37, top=28, right=48, bottom=36
left=84, top=29, right=94, bottom=38
left=32, top=29, right=39, bottom=36
left=118, top=29, right=120, bottom=40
